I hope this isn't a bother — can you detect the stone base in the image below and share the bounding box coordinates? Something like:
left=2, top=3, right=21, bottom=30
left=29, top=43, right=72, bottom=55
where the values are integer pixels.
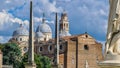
left=99, top=66, right=120, bottom=68
left=99, top=60, right=120, bottom=68
left=98, top=54, right=120, bottom=68
left=52, top=64, right=62, bottom=68
left=25, top=63, right=36, bottom=68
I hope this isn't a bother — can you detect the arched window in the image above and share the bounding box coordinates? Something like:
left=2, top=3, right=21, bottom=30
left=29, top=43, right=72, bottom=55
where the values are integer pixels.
left=64, top=24, right=65, bottom=27
left=48, top=45, right=52, bottom=52
left=60, top=24, right=62, bottom=28
left=66, top=24, right=68, bottom=28
left=16, top=38, right=18, bottom=41
left=60, top=45, right=63, bottom=50
left=84, top=45, right=89, bottom=50
left=85, top=35, right=88, bottom=38
left=44, top=38, right=46, bottom=41
left=50, top=46, right=52, bottom=50
left=39, top=47, right=43, bottom=52
left=52, top=59, right=54, bottom=62
left=20, top=38, right=22, bottom=41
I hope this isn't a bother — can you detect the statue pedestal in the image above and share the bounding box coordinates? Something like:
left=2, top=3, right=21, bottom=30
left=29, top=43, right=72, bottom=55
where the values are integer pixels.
left=98, top=54, right=120, bottom=68
left=25, top=63, right=36, bottom=68
left=52, top=64, right=62, bottom=68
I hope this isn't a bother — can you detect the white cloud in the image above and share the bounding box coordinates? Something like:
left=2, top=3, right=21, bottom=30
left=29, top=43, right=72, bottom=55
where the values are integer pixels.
left=34, top=17, right=42, bottom=23
left=40, top=0, right=59, bottom=12
left=34, top=17, right=54, bottom=24
left=33, top=0, right=63, bottom=17
left=99, top=9, right=107, bottom=16
left=0, top=0, right=109, bottom=43
left=0, top=0, right=63, bottom=19
left=0, top=36, right=11, bottom=43
left=71, top=0, right=109, bottom=36
left=0, top=10, right=29, bottom=30
left=45, top=20, right=54, bottom=24
left=0, top=0, right=26, bottom=11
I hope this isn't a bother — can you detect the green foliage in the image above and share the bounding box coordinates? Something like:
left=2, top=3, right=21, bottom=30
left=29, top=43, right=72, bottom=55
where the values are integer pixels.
left=21, top=53, right=52, bottom=68
left=1, top=42, right=52, bottom=68
left=0, top=43, right=4, bottom=49
left=2, top=43, right=22, bottom=68
left=34, top=54, right=43, bottom=68
left=40, top=56, right=51, bottom=68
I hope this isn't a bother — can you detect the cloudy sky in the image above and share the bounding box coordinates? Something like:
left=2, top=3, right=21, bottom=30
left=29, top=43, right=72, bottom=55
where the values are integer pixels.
left=0, top=0, right=109, bottom=44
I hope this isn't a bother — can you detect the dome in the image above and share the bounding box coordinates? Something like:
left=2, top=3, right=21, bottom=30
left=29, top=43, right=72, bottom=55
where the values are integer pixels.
left=35, top=31, right=45, bottom=38
left=59, top=30, right=71, bottom=37
left=13, top=24, right=29, bottom=36
left=36, top=23, right=52, bottom=33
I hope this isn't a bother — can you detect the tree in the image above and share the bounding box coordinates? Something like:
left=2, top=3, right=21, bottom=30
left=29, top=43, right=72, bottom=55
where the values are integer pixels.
left=40, top=56, right=51, bottom=68
left=0, top=43, right=4, bottom=49
left=1, top=42, right=52, bottom=68
left=21, top=53, right=52, bottom=68
left=2, top=43, right=22, bottom=68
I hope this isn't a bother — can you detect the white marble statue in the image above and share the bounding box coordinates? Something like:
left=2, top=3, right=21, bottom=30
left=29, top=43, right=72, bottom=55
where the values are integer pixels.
left=105, top=0, right=120, bottom=55
left=85, top=60, right=89, bottom=68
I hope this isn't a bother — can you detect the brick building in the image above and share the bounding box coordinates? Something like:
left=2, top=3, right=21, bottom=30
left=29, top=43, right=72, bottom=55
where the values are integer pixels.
left=34, top=33, right=103, bottom=68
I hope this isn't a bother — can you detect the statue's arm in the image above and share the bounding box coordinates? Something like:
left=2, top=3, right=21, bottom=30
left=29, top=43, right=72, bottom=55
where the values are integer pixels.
left=107, top=32, right=112, bottom=40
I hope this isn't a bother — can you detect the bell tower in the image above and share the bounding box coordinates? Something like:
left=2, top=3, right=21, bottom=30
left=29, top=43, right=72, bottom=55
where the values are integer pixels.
left=59, top=11, right=71, bottom=37
left=60, top=11, right=69, bottom=33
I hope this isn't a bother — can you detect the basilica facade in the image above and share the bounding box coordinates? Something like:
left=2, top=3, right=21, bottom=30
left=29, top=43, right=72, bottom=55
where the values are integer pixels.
left=9, top=12, right=103, bottom=68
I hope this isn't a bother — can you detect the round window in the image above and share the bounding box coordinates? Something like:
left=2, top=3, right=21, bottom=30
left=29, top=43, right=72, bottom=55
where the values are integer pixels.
left=23, top=47, right=28, bottom=52
left=60, top=45, right=63, bottom=50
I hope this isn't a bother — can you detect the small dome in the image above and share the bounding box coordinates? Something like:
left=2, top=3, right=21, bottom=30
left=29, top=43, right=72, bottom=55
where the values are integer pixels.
left=36, top=23, right=52, bottom=33
left=59, top=30, right=71, bottom=37
left=35, top=31, right=45, bottom=38
left=13, top=24, right=29, bottom=36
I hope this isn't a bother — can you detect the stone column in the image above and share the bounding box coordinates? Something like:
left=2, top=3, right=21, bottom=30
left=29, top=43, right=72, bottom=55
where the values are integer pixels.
left=53, top=13, right=61, bottom=68
left=25, top=1, right=36, bottom=68
left=0, top=50, right=2, bottom=68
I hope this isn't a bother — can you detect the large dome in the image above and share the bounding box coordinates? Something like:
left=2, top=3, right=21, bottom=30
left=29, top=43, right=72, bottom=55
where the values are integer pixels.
left=13, top=24, right=29, bottom=36
left=36, top=23, right=52, bottom=33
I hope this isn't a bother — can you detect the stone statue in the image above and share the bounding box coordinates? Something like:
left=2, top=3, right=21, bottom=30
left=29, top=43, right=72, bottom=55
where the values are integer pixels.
left=98, top=0, right=120, bottom=68
left=105, top=0, right=120, bottom=55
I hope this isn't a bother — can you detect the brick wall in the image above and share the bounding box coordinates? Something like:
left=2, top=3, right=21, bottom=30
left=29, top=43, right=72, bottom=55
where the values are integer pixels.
left=65, top=34, right=103, bottom=68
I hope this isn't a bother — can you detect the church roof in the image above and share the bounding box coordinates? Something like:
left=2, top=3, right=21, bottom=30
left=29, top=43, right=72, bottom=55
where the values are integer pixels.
left=36, top=23, right=52, bottom=33
left=35, top=31, right=45, bottom=38
left=61, top=33, right=97, bottom=43
left=36, top=13, right=52, bottom=33
left=12, top=24, right=29, bottom=36
left=77, top=32, right=95, bottom=40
